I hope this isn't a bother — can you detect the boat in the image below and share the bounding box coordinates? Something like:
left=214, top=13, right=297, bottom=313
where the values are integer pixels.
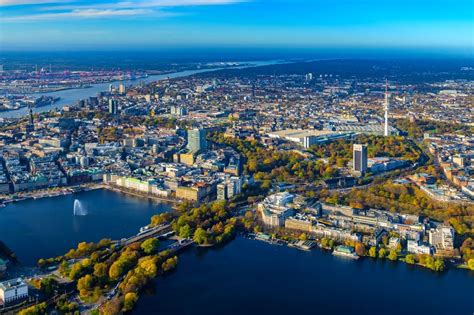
left=288, top=240, right=316, bottom=251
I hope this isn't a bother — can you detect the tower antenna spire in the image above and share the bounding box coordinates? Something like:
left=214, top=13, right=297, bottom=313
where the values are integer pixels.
left=384, top=79, right=389, bottom=137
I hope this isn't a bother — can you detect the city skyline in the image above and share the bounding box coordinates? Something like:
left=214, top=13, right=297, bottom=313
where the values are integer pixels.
left=0, top=1, right=473, bottom=314
left=1, top=0, right=473, bottom=54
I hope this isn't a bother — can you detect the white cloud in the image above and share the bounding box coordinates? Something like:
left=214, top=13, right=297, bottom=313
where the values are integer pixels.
left=2, top=8, right=170, bottom=21
left=39, top=0, right=244, bottom=11
left=2, top=0, right=245, bottom=21
left=0, top=0, right=72, bottom=6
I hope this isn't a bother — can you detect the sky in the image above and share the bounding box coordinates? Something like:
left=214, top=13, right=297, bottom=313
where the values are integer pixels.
left=0, top=0, right=473, bottom=54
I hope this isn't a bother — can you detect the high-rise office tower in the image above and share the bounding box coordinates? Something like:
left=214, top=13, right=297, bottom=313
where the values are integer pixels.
left=108, top=99, right=118, bottom=114
left=384, top=80, right=390, bottom=137
left=353, top=144, right=368, bottom=174
left=187, top=128, right=208, bottom=153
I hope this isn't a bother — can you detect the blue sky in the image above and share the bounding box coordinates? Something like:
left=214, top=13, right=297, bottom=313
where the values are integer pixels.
left=1, top=0, right=473, bottom=52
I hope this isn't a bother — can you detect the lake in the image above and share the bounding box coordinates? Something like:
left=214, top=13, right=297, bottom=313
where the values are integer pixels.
left=0, top=189, right=172, bottom=266
left=1, top=190, right=472, bottom=314
left=135, top=237, right=474, bottom=315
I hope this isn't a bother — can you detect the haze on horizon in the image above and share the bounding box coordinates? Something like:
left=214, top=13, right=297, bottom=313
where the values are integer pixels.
left=0, top=0, right=473, bottom=57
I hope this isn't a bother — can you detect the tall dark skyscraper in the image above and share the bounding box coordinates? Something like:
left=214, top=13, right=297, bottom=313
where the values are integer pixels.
left=353, top=144, right=368, bottom=174
left=29, top=107, right=34, bottom=125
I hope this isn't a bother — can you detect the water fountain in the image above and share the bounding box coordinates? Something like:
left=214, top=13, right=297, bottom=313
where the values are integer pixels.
left=73, top=199, right=87, bottom=216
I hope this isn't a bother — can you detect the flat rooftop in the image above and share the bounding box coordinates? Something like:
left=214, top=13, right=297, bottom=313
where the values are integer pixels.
left=268, top=129, right=336, bottom=139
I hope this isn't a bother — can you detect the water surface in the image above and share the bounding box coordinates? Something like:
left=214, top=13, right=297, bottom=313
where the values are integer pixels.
left=135, top=237, right=474, bottom=315
left=0, top=189, right=172, bottom=265
left=0, top=60, right=282, bottom=118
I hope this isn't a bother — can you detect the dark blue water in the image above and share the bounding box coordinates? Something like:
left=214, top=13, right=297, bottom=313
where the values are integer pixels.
left=135, top=237, right=474, bottom=315
left=0, top=189, right=172, bottom=265
left=1, top=191, right=472, bottom=314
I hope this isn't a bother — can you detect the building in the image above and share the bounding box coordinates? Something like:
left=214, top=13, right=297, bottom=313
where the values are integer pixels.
left=217, top=177, right=243, bottom=201
left=353, top=144, right=368, bottom=174
left=118, top=83, right=126, bottom=94
left=452, top=155, right=466, bottom=168
left=285, top=216, right=313, bottom=232
left=176, top=185, right=207, bottom=202
left=388, top=237, right=401, bottom=249
left=428, top=225, right=455, bottom=250
left=368, top=157, right=408, bottom=173
left=217, top=182, right=227, bottom=200
left=268, top=129, right=354, bottom=148
left=108, top=99, right=118, bottom=115
left=384, top=81, right=390, bottom=137
left=187, top=128, right=208, bottom=153
left=170, top=105, right=188, bottom=116
left=407, top=240, right=431, bottom=255
left=257, top=192, right=295, bottom=227
left=0, top=278, right=28, bottom=305
left=173, top=152, right=195, bottom=166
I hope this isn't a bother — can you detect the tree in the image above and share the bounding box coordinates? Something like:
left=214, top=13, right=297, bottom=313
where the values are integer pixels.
left=37, top=258, right=47, bottom=268
left=18, top=302, right=47, bottom=315
left=69, top=261, right=88, bottom=280
left=39, top=277, right=59, bottom=296
left=388, top=250, right=398, bottom=261
left=468, top=258, right=474, bottom=271
left=193, top=228, right=208, bottom=245
left=77, top=274, right=94, bottom=297
left=433, top=258, right=445, bottom=272
left=248, top=158, right=258, bottom=173
left=59, top=261, right=69, bottom=277
left=141, top=238, right=159, bottom=255
left=150, top=213, right=171, bottom=226
left=405, top=254, right=415, bottom=264
left=93, top=262, right=108, bottom=284
left=179, top=225, right=192, bottom=239
left=396, top=243, right=402, bottom=253
left=378, top=248, right=387, bottom=259
left=102, top=296, right=123, bottom=315
left=109, top=250, right=139, bottom=280
left=355, top=243, right=366, bottom=256
left=138, top=257, right=158, bottom=278
left=369, top=246, right=377, bottom=258
left=321, top=238, right=329, bottom=248
left=162, top=256, right=178, bottom=272
left=328, top=239, right=335, bottom=249
left=123, top=292, right=138, bottom=311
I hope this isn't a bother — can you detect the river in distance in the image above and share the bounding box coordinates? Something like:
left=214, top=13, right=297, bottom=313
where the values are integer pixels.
left=0, top=60, right=283, bottom=119
left=0, top=189, right=172, bottom=266
left=135, top=236, right=474, bottom=315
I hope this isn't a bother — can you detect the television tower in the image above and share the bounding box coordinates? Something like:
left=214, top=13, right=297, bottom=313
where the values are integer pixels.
left=384, top=80, right=390, bottom=137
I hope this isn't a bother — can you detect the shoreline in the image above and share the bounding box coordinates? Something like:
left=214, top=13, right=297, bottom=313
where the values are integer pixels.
left=248, top=233, right=470, bottom=273
left=0, top=59, right=284, bottom=119
left=0, top=182, right=183, bottom=209
left=0, top=183, right=103, bottom=206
